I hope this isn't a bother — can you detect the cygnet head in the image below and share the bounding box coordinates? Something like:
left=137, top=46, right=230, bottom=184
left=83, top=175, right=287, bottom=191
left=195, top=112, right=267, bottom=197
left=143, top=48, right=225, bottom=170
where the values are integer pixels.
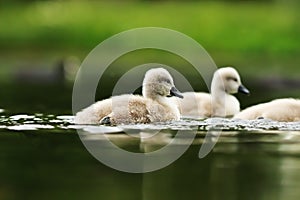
left=142, top=68, right=183, bottom=100
left=211, top=67, right=250, bottom=95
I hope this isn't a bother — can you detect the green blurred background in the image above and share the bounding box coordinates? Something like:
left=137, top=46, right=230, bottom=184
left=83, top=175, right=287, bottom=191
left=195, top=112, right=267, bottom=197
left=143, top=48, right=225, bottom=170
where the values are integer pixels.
left=0, top=1, right=300, bottom=200
left=0, top=0, right=299, bottom=112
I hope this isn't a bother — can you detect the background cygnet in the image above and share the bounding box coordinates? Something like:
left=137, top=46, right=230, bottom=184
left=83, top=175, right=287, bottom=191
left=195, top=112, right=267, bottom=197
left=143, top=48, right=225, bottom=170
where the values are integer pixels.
left=174, top=67, right=250, bottom=118
left=234, top=98, right=300, bottom=122
left=74, top=68, right=183, bottom=125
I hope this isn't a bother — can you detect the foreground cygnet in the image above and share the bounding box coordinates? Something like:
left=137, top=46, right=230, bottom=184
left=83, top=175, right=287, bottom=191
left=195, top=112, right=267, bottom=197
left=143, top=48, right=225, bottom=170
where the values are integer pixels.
left=234, top=98, right=300, bottom=122
left=174, top=67, right=250, bottom=118
left=74, top=68, right=183, bottom=125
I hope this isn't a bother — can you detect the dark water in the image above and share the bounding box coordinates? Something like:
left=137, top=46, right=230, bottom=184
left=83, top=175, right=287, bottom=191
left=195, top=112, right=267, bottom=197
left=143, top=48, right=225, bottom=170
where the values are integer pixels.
left=1, top=82, right=300, bottom=200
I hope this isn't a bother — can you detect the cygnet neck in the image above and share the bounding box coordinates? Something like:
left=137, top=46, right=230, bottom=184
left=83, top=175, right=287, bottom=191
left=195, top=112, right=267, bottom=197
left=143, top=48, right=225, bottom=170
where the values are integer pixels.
left=211, top=75, right=228, bottom=103
left=143, top=87, right=166, bottom=104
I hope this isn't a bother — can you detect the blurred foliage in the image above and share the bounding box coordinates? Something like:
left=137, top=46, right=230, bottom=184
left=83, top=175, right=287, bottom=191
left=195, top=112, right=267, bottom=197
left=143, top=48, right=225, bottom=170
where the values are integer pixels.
left=0, top=1, right=299, bottom=53
left=0, top=0, right=299, bottom=79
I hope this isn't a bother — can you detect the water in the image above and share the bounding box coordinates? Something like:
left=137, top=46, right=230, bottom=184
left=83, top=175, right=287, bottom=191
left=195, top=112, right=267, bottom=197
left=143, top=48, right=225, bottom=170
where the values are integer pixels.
left=1, top=81, right=300, bottom=200
left=0, top=111, right=300, bottom=199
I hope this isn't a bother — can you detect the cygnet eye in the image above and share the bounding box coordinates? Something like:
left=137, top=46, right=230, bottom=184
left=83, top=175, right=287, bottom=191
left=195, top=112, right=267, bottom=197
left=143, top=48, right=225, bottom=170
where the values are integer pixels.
left=160, top=77, right=171, bottom=84
left=227, top=77, right=238, bottom=82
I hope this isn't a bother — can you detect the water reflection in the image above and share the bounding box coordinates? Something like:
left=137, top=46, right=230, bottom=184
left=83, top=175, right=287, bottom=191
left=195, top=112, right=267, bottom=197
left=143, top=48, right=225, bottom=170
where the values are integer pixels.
left=278, top=157, right=300, bottom=199
left=1, top=114, right=300, bottom=199
left=142, top=142, right=300, bottom=200
left=76, top=126, right=300, bottom=199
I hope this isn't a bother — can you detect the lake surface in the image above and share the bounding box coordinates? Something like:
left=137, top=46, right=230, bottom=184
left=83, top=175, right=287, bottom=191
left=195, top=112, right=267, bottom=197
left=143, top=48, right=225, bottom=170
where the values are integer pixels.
left=0, top=82, right=300, bottom=200
left=1, top=114, right=300, bottom=200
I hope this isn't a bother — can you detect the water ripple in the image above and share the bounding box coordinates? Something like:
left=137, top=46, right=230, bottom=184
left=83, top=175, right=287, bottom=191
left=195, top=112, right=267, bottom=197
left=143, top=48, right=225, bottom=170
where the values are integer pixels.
left=0, top=114, right=299, bottom=134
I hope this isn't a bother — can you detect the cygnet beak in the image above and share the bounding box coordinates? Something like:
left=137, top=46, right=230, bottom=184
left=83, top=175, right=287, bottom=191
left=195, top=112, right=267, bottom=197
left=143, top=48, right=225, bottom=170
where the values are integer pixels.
left=238, top=85, right=250, bottom=95
left=169, top=86, right=184, bottom=99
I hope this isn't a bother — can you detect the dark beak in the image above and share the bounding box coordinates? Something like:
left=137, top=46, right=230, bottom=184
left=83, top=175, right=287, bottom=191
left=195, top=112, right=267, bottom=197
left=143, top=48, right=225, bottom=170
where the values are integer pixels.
left=169, top=86, right=183, bottom=99
left=238, top=85, right=250, bottom=95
